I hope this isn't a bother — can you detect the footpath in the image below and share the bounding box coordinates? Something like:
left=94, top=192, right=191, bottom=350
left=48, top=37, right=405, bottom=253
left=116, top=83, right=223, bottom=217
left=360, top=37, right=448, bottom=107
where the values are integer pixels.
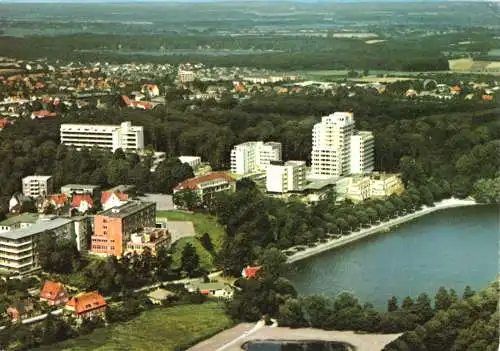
left=287, top=198, right=478, bottom=264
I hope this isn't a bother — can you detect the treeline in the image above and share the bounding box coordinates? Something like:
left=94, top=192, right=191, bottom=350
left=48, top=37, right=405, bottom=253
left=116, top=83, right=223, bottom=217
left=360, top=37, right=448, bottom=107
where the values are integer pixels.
left=384, top=282, right=499, bottom=351
left=213, top=174, right=453, bottom=276
left=0, top=34, right=449, bottom=71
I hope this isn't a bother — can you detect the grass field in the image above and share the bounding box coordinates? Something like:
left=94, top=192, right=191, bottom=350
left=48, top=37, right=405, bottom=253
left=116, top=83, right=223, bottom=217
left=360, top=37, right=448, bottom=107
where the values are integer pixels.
left=39, top=303, right=233, bottom=351
left=156, top=211, right=225, bottom=271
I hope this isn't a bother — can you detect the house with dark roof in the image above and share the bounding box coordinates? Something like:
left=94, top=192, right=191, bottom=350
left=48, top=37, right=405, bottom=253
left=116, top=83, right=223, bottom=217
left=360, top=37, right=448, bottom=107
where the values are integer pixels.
left=40, top=280, right=69, bottom=306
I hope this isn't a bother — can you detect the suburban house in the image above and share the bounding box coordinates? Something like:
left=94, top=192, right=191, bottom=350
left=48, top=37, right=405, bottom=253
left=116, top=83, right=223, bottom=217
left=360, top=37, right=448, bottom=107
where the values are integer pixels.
left=242, top=265, right=262, bottom=279
left=186, top=281, right=234, bottom=299
left=101, top=190, right=129, bottom=211
left=70, top=194, right=94, bottom=214
left=125, top=227, right=171, bottom=256
left=9, top=193, right=34, bottom=214
left=6, top=301, right=34, bottom=322
left=50, top=193, right=69, bottom=210
left=65, top=291, right=107, bottom=320
left=40, top=280, right=69, bottom=306
left=173, top=172, right=236, bottom=207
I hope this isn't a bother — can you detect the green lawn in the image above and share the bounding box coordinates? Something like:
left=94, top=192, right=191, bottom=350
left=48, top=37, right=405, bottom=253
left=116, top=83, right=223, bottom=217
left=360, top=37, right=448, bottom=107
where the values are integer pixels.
left=39, top=303, right=233, bottom=351
left=156, top=211, right=225, bottom=271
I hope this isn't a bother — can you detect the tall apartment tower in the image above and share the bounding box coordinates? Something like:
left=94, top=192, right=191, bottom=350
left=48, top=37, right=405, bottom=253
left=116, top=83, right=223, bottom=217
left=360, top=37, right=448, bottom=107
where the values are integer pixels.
left=350, top=131, right=375, bottom=174
left=311, top=112, right=355, bottom=178
left=230, top=141, right=282, bottom=175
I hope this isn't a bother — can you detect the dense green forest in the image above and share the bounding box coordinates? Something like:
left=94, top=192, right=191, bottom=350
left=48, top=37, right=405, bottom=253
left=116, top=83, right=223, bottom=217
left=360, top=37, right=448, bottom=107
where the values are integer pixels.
left=0, top=34, right=451, bottom=71
left=0, top=93, right=498, bottom=213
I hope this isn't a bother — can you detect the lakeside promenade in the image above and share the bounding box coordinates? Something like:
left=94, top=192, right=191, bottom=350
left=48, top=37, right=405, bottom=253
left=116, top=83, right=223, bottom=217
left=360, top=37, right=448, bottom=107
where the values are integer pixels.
left=287, top=198, right=478, bottom=264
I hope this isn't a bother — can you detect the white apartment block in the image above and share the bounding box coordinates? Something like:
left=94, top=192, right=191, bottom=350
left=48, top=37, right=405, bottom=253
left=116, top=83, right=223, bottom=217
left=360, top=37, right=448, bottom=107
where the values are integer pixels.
left=22, top=175, right=53, bottom=197
left=266, top=161, right=306, bottom=193
left=60, top=121, right=144, bottom=153
left=178, top=156, right=202, bottom=171
left=311, top=112, right=355, bottom=179
left=0, top=216, right=73, bottom=274
left=178, top=69, right=196, bottom=83
left=350, top=131, right=375, bottom=174
left=230, top=141, right=282, bottom=175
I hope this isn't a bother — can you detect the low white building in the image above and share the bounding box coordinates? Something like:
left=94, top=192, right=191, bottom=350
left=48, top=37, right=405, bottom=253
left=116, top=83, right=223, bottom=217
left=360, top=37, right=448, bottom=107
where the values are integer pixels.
left=266, top=160, right=306, bottom=193
left=60, top=121, right=144, bottom=153
left=230, top=141, right=282, bottom=175
left=178, top=156, right=202, bottom=171
left=22, top=175, right=53, bottom=197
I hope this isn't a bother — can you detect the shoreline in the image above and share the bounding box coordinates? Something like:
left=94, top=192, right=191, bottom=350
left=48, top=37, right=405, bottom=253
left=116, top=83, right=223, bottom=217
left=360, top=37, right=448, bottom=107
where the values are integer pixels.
left=287, top=198, right=478, bottom=264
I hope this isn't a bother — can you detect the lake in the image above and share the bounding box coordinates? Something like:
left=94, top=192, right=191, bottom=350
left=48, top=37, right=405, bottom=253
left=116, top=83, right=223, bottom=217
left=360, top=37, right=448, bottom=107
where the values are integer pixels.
left=287, top=205, right=499, bottom=309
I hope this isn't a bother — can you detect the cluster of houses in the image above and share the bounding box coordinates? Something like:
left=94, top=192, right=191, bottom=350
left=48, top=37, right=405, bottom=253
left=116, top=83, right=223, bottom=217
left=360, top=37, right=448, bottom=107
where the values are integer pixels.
left=7, top=280, right=107, bottom=322
left=5, top=265, right=263, bottom=324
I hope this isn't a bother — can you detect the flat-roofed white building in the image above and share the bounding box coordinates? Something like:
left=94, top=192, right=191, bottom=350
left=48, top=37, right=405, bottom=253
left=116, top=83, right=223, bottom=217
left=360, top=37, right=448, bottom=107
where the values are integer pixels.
left=22, top=175, right=53, bottom=197
left=178, top=156, right=202, bottom=171
left=230, top=141, right=282, bottom=175
left=311, top=112, right=355, bottom=179
left=266, top=160, right=306, bottom=193
left=0, top=216, right=73, bottom=274
left=60, top=121, right=144, bottom=153
left=350, top=131, right=375, bottom=174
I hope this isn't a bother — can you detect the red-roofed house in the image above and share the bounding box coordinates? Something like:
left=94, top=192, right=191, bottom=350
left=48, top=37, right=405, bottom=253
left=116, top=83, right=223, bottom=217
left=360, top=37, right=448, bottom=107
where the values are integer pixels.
left=142, top=84, right=160, bottom=98
left=173, top=172, right=236, bottom=208
left=71, top=194, right=94, bottom=214
left=0, top=119, right=8, bottom=131
left=31, top=110, right=56, bottom=119
left=40, top=280, right=69, bottom=306
left=101, top=191, right=129, bottom=211
left=50, top=193, right=68, bottom=209
left=65, top=291, right=107, bottom=320
left=242, top=265, right=262, bottom=279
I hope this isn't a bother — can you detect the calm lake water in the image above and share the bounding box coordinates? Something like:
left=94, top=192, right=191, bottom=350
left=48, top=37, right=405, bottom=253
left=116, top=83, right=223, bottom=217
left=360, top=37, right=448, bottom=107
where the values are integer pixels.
left=287, top=205, right=499, bottom=309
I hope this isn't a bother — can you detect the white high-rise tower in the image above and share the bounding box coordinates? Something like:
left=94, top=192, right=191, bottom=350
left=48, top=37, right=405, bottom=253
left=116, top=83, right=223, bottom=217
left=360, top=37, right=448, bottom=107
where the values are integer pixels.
left=311, top=112, right=355, bottom=178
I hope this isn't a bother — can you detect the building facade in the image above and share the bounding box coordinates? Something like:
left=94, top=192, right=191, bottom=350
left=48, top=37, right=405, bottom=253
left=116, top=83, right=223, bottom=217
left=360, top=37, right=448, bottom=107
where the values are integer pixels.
left=350, top=131, right=375, bottom=174
left=370, top=173, right=405, bottom=198
left=22, top=175, right=53, bottom=197
left=266, top=160, right=306, bottom=193
left=125, top=228, right=171, bottom=256
left=90, top=201, right=156, bottom=257
left=60, top=184, right=101, bottom=197
left=60, top=121, right=144, bottom=153
left=178, top=156, right=202, bottom=171
left=0, top=217, right=73, bottom=274
left=230, top=141, right=282, bottom=175
left=311, top=112, right=355, bottom=179
left=173, top=172, right=236, bottom=207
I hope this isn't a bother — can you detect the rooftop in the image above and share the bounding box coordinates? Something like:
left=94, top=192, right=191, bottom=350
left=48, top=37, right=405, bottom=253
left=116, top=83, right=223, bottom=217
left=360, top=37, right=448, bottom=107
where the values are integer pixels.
left=174, top=172, right=235, bottom=191
left=99, top=201, right=154, bottom=218
left=22, top=175, right=52, bottom=181
left=0, top=217, right=72, bottom=240
left=61, top=184, right=100, bottom=190
left=0, top=213, right=39, bottom=226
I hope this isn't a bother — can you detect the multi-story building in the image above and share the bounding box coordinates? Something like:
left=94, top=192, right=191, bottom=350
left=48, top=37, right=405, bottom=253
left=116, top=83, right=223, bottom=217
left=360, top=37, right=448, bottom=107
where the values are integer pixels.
left=22, top=175, right=53, bottom=197
left=173, top=172, right=236, bottom=206
left=370, top=173, right=404, bottom=198
left=311, top=112, right=355, bottom=179
left=350, top=131, right=375, bottom=174
left=178, top=156, right=202, bottom=171
left=125, top=228, right=171, bottom=256
left=61, top=184, right=101, bottom=198
left=0, top=216, right=73, bottom=274
left=60, top=121, right=144, bottom=153
left=90, top=201, right=156, bottom=257
left=178, top=69, right=196, bottom=83
left=266, top=160, right=306, bottom=193
left=230, top=141, right=282, bottom=175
